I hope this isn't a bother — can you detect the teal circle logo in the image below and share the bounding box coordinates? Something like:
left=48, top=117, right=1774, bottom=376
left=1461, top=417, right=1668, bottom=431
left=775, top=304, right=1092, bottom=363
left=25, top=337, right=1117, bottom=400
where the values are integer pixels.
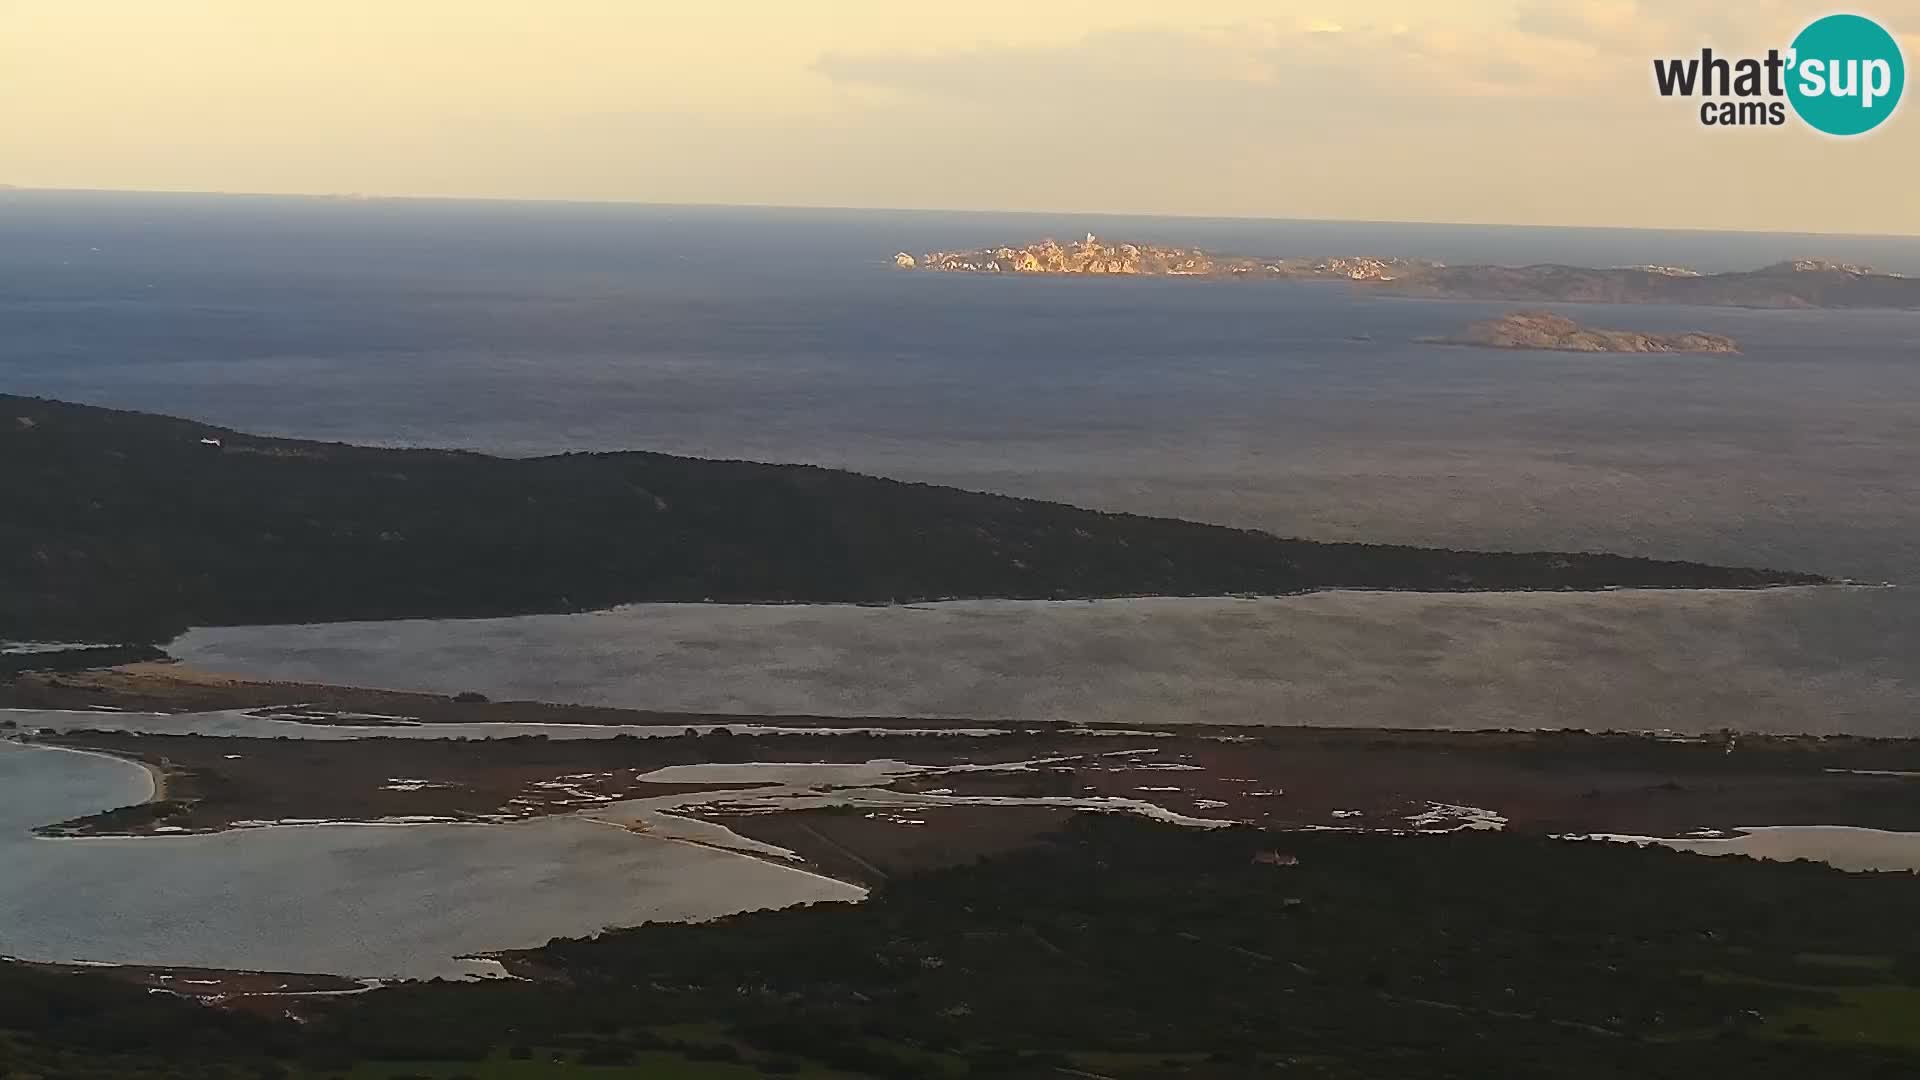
left=1787, top=14, right=1905, bottom=135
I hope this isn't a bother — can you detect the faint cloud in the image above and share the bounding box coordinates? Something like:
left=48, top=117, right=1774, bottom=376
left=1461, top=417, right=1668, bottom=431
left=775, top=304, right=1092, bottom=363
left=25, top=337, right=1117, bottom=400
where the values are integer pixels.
left=1513, top=0, right=1653, bottom=52
left=816, top=2, right=1915, bottom=111
left=816, top=18, right=1615, bottom=107
left=793, top=3, right=1920, bottom=231
left=1514, top=0, right=1913, bottom=54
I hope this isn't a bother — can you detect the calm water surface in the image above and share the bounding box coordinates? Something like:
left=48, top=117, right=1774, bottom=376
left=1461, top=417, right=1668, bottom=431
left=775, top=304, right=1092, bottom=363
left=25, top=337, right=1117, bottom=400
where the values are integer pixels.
left=2, top=192, right=1915, bottom=584
left=0, top=741, right=863, bottom=978
left=1591, top=826, right=1920, bottom=874
left=172, top=588, right=1917, bottom=736
left=9, top=194, right=1918, bottom=974
left=5, top=192, right=1917, bottom=736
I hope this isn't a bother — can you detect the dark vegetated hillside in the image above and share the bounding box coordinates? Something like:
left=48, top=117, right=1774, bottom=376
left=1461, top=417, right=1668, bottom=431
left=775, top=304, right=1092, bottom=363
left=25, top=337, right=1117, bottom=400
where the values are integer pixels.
left=1, top=395, right=1823, bottom=641
left=510, top=818, right=1920, bottom=1072
left=1385, top=262, right=1920, bottom=308
left=8, top=819, right=1920, bottom=1077
left=334, top=820, right=1920, bottom=1076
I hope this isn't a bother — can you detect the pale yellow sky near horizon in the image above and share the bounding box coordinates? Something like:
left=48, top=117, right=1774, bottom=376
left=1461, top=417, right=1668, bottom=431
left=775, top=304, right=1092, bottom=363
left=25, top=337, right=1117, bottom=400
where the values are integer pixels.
left=3, top=1, right=1916, bottom=233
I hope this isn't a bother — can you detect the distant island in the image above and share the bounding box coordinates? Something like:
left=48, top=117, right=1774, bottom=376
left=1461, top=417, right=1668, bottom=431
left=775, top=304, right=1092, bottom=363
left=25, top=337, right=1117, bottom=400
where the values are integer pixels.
left=1381, top=258, right=1917, bottom=309
left=898, top=234, right=1422, bottom=281
left=895, top=237, right=1920, bottom=309
left=1, top=395, right=1824, bottom=642
left=1430, top=311, right=1741, bottom=355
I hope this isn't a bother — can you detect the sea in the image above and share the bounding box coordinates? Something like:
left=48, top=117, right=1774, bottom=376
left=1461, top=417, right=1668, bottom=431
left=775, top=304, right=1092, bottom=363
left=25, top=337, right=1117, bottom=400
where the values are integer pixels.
left=4, top=190, right=1920, bottom=974
left=5, top=189, right=1916, bottom=732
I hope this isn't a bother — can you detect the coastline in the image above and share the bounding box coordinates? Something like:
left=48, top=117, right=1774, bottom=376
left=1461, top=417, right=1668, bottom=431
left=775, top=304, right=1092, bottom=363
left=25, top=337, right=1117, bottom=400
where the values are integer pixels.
left=4, top=737, right=164, bottom=805
left=139, top=756, right=168, bottom=803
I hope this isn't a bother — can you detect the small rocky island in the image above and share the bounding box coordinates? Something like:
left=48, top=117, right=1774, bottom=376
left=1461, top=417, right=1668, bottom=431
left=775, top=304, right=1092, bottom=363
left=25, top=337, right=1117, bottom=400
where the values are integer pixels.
left=1431, top=311, right=1741, bottom=355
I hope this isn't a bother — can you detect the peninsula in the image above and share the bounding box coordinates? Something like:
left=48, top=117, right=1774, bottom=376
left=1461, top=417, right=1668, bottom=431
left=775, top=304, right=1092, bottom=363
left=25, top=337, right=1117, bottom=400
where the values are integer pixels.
left=896, top=238, right=1920, bottom=309
left=1431, top=311, right=1741, bottom=354
left=2, top=395, right=1823, bottom=642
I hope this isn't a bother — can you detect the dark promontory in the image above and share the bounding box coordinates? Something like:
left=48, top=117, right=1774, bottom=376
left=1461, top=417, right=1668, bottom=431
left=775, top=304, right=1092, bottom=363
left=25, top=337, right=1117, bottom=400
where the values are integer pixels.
left=1, top=395, right=1824, bottom=642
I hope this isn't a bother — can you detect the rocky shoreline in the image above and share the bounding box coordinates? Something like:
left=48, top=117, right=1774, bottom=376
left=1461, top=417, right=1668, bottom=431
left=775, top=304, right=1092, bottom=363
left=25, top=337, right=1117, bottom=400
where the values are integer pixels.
left=896, top=238, right=1920, bottom=309
left=1428, top=311, right=1741, bottom=354
left=898, top=234, right=1420, bottom=281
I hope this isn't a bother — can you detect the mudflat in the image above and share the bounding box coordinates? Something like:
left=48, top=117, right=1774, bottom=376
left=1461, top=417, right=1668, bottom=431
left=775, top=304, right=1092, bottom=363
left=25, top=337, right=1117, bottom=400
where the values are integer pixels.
left=19, top=665, right=1920, bottom=869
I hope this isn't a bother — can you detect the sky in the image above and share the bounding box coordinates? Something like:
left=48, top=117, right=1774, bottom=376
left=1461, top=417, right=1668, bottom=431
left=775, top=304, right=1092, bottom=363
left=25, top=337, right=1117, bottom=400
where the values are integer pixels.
left=3, top=1, right=1916, bottom=233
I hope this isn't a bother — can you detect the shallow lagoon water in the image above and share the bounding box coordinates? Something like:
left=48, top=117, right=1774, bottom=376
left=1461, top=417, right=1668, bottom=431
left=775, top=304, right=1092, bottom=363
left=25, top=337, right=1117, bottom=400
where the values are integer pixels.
left=173, top=587, right=1917, bottom=736
left=10, top=198, right=1920, bottom=975
left=10, top=197, right=1920, bottom=738
left=0, top=742, right=864, bottom=978
left=1584, top=826, right=1920, bottom=874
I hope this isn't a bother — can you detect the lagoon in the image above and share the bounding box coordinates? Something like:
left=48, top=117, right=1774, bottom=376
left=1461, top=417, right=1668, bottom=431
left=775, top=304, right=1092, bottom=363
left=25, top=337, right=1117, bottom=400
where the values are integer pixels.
left=1584, top=826, right=1920, bottom=874
left=172, top=587, right=1916, bottom=736
left=0, top=741, right=864, bottom=979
